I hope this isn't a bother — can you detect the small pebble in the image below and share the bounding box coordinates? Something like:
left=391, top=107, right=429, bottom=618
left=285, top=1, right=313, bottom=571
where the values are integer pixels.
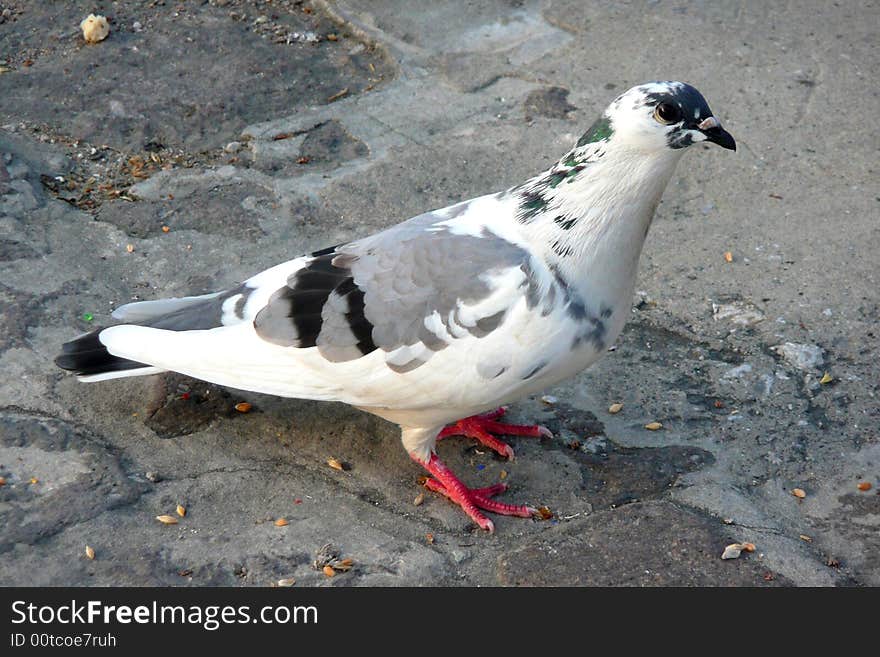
left=132, top=21, right=143, bottom=32
left=224, top=141, right=241, bottom=153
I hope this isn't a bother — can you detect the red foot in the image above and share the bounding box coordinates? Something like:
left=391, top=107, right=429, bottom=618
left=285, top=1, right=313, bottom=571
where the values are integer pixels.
left=437, top=406, right=552, bottom=459
left=415, top=453, right=536, bottom=532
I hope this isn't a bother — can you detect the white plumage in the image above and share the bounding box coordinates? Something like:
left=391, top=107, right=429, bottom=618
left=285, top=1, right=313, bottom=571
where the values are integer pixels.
left=57, top=81, right=735, bottom=531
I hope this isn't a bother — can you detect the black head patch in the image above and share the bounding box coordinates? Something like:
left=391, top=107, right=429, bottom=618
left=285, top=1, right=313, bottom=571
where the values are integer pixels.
left=639, top=82, right=716, bottom=149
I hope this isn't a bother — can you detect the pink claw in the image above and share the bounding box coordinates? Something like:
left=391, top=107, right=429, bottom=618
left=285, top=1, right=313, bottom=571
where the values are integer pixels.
left=414, top=453, right=535, bottom=531
left=436, top=407, right=552, bottom=459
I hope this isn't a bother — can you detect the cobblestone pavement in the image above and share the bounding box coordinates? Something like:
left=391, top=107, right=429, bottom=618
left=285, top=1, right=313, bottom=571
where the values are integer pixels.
left=0, top=1, right=877, bottom=586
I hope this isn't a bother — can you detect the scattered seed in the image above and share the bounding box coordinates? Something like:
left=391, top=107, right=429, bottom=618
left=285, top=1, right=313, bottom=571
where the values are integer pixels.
left=81, top=14, right=110, bottom=44
left=327, top=88, right=349, bottom=102
left=155, top=514, right=178, bottom=525
left=721, top=543, right=744, bottom=560
left=425, top=533, right=434, bottom=545
left=85, top=545, right=95, bottom=560
left=792, top=488, right=806, bottom=499
left=322, top=565, right=336, bottom=577
left=176, top=504, right=186, bottom=517
left=125, top=243, right=134, bottom=253
left=608, top=402, right=623, bottom=414
left=819, top=372, right=833, bottom=384
left=276, top=577, right=296, bottom=587
left=537, top=506, right=553, bottom=520
left=234, top=402, right=252, bottom=413
left=644, top=421, right=662, bottom=431
left=161, top=225, right=170, bottom=233
left=723, top=251, right=733, bottom=263
left=857, top=482, right=872, bottom=492
left=413, top=491, right=425, bottom=506
left=274, top=518, right=289, bottom=527
left=327, top=458, right=345, bottom=471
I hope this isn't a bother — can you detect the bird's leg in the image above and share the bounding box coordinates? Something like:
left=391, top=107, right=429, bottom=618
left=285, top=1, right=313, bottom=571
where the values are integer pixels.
left=436, top=406, right=553, bottom=459
left=413, top=452, right=537, bottom=532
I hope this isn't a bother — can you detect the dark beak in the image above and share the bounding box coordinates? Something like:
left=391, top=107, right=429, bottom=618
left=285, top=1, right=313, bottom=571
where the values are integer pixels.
left=703, top=125, right=736, bottom=151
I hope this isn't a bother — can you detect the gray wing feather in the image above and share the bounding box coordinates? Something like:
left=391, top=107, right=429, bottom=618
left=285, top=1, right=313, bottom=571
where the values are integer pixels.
left=254, top=206, right=535, bottom=371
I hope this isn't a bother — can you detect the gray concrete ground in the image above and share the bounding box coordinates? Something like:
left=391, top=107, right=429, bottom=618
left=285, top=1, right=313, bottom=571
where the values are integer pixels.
left=0, top=0, right=877, bottom=586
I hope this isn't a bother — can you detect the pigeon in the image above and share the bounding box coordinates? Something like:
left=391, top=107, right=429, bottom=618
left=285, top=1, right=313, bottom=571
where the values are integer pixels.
left=56, top=81, right=735, bottom=532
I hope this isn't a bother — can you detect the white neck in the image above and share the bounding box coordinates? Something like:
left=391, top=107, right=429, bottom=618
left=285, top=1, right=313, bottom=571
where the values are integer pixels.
left=514, top=142, right=684, bottom=315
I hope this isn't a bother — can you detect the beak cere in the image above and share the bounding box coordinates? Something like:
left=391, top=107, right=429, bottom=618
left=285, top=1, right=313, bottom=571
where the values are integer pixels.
left=698, top=116, right=736, bottom=151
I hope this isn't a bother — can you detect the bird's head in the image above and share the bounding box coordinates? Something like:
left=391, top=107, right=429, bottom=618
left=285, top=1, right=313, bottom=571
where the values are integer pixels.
left=587, top=81, right=736, bottom=154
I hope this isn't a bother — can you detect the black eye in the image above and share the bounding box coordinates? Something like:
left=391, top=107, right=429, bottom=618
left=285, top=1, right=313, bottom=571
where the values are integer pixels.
left=654, top=102, right=681, bottom=125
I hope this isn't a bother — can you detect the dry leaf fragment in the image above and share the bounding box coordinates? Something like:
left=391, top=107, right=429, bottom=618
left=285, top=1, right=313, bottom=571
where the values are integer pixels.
left=276, top=577, right=296, bottom=587
left=322, top=565, right=336, bottom=577
left=176, top=504, right=186, bottom=517
left=274, top=518, right=289, bottom=527
left=799, top=535, right=813, bottom=542
left=234, top=402, right=252, bottom=413
left=85, top=545, right=95, bottom=560
left=608, top=402, right=623, bottom=414
left=724, top=251, right=733, bottom=263
left=792, top=488, right=806, bottom=499
left=156, top=514, right=178, bottom=525
left=741, top=542, right=756, bottom=553
left=819, top=372, right=833, bottom=384
left=721, top=543, right=744, bottom=560
left=327, top=88, right=349, bottom=102
left=327, top=458, right=344, bottom=471
left=413, top=491, right=425, bottom=506
left=644, top=421, right=663, bottom=431
left=857, top=482, right=872, bottom=492
left=81, top=14, right=110, bottom=44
